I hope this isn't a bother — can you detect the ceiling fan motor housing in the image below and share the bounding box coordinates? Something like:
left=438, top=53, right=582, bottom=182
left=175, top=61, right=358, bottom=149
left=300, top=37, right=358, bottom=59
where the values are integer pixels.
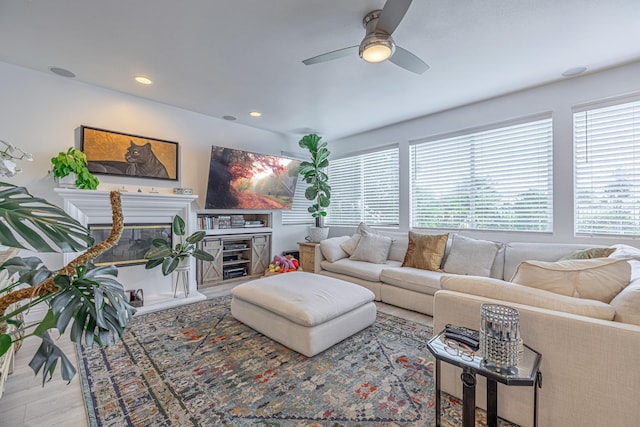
left=359, top=10, right=396, bottom=62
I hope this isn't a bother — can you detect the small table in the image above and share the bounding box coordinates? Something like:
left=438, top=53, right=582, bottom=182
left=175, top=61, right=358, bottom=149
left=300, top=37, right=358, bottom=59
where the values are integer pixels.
left=427, top=330, right=542, bottom=427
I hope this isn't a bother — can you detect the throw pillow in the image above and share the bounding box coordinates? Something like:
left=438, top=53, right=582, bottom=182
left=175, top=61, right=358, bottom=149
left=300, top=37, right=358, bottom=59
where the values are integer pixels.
left=558, top=247, right=615, bottom=260
left=440, top=276, right=616, bottom=321
left=443, top=234, right=501, bottom=277
left=349, top=233, right=393, bottom=264
left=609, top=244, right=640, bottom=260
left=319, top=236, right=349, bottom=262
left=339, top=222, right=370, bottom=255
left=401, top=232, right=448, bottom=271
left=511, top=258, right=631, bottom=303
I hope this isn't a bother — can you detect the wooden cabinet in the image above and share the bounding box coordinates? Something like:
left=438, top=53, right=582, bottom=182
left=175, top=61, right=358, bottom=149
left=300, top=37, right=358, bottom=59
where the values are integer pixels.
left=298, top=242, right=322, bottom=273
left=197, top=232, right=271, bottom=287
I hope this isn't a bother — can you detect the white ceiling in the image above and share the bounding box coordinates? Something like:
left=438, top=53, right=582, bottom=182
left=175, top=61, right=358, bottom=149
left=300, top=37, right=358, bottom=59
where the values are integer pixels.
left=1, top=0, right=639, bottom=141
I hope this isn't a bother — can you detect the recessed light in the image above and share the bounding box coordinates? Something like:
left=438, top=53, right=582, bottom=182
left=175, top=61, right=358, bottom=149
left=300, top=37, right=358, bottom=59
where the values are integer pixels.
left=49, top=66, right=76, bottom=78
left=223, top=115, right=237, bottom=121
left=249, top=111, right=262, bottom=118
left=134, top=75, right=153, bottom=85
left=562, top=66, right=587, bottom=77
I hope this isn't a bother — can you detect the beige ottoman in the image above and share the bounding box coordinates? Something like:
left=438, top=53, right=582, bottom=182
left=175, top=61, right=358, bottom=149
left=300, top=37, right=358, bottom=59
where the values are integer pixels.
left=230, top=271, right=376, bottom=357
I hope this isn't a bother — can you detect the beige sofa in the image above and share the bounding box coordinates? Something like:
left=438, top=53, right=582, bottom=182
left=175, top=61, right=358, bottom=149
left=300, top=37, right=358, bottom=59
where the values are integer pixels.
left=317, top=226, right=619, bottom=316
left=433, top=284, right=640, bottom=427
left=317, top=226, right=640, bottom=425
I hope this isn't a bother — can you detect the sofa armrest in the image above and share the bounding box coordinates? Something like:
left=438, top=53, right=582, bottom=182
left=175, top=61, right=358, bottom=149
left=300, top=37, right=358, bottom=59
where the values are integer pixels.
left=433, top=290, right=640, bottom=427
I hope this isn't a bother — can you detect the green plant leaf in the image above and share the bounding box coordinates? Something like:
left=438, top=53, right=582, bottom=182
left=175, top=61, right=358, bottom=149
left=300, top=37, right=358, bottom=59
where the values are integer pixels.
left=28, top=331, right=76, bottom=386
left=162, top=257, right=179, bottom=275
left=193, top=248, right=214, bottom=261
left=0, top=334, right=11, bottom=356
left=185, top=230, right=206, bottom=244
left=173, top=215, right=186, bottom=236
left=144, top=258, right=164, bottom=270
left=0, top=183, right=94, bottom=252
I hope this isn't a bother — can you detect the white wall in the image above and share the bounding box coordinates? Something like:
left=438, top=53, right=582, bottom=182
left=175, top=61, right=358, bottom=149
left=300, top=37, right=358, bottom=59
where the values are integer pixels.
left=0, top=61, right=309, bottom=273
left=328, top=60, right=640, bottom=247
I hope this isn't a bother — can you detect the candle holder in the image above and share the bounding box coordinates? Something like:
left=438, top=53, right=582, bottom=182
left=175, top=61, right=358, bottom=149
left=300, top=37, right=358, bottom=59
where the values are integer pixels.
left=480, top=304, right=521, bottom=371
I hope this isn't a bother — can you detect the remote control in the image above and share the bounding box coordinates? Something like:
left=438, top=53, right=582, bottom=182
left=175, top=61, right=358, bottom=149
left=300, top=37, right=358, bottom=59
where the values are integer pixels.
left=444, top=324, right=480, bottom=350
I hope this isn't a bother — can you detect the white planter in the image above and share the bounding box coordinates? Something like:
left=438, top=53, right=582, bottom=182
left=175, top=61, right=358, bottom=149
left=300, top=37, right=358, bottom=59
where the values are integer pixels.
left=54, top=172, right=77, bottom=188
left=309, top=227, right=329, bottom=242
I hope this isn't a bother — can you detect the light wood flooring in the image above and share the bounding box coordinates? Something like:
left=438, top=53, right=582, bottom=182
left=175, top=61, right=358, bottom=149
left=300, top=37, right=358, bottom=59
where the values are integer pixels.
left=0, top=283, right=432, bottom=426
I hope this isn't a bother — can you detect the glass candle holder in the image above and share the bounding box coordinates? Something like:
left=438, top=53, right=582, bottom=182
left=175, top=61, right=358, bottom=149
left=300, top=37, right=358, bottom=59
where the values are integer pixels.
left=480, top=304, right=521, bottom=369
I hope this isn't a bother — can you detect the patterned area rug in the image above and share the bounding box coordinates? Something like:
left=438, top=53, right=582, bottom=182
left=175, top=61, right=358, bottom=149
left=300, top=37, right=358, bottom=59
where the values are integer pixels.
left=77, top=296, right=517, bottom=426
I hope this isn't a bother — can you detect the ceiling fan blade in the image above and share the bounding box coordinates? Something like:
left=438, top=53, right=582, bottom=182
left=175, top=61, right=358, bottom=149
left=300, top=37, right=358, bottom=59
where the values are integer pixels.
left=389, top=46, right=429, bottom=74
left=302, top=46, right=359, bottom=65
left=376, top=0, right=413, bottom=35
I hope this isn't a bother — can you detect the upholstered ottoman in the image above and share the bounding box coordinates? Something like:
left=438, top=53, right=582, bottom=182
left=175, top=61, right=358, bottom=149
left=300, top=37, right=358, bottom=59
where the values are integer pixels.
left=230, top=271, right=376, bottom=357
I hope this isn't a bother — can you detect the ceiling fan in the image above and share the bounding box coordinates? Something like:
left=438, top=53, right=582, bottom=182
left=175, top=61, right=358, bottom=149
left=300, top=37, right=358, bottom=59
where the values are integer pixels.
left=302, top=0, right=429, bottom=74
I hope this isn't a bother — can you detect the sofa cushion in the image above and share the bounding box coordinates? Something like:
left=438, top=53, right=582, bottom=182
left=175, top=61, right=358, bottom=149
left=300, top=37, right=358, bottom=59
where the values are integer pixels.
left=319, top=236, right=350, bottom=262
left=320, top=258, right=401, bottom=282
left=610, top=260, right=640, bottom=325
left=440, top=275, right=616, bottom=321
left=609, top=244, right=640, bottom=260
left=511, top=258, right=631, bottom=303
left=443, top=234, right=501, bottom=277
left=503, top=242, right=602, bottom=281
left=380, top=266, right=443, bottom=295
left=558, top=247, right=615, bottom=260
left=402, top=232, right=448, bottom=271
left=350, top=233, right=392, bottom=264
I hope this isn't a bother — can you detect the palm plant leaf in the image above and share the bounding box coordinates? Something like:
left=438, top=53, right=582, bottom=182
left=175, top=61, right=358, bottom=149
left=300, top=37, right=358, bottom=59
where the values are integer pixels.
left=0, top=183, right=93, bottom=252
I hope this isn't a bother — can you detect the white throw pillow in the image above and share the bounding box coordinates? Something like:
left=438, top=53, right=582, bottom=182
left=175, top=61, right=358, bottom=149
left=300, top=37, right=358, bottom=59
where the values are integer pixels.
left=339, top=222, right=370, bottom=255
left=609, top=244, right=640, bottom=260
left=511, top=258, right=631, bottom=303
left=349, top=233, right=392, bottom=264
left=319, top=236, right=349, bottom=262
left=443, top=234, right=501, bottom=277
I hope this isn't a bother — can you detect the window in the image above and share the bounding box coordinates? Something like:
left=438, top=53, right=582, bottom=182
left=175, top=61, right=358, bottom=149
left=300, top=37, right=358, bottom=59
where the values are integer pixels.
left=410, top=116, right=553, bottom=231
left=281, top=174, right=315, bottom=225
left=327, top=146, right=399, bottom=226
left=574, top=98, right=640, bottom=236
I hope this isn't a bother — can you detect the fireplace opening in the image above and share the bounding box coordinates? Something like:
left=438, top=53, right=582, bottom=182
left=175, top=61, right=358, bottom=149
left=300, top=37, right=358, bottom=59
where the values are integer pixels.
left=88, top=223, right=172, bottom=267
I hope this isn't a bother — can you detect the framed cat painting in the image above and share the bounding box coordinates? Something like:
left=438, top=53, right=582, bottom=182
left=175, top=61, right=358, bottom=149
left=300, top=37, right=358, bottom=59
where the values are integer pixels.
left=81, top=126, right=179, bottom=181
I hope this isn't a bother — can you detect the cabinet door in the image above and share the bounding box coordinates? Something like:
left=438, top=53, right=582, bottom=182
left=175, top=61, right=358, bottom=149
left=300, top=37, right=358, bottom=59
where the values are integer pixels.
left=198, top=238, right=223, bottom=286
left=250, top=234, right=271, bottom=275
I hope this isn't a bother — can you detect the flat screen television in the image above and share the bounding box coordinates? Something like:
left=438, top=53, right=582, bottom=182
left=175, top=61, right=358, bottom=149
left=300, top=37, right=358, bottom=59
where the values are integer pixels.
left=205, top=146, right=301, bottom=210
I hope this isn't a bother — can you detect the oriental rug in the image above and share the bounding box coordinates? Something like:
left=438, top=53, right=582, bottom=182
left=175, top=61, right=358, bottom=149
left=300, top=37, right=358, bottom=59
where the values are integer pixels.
left=77, top=296, right=517, bottom=426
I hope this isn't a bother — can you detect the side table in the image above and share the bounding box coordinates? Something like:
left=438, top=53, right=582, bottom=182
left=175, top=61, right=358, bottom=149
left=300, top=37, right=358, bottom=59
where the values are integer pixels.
left=427, top=330, right=542, bottom=427
left=297, top=242, right=322, bottom=273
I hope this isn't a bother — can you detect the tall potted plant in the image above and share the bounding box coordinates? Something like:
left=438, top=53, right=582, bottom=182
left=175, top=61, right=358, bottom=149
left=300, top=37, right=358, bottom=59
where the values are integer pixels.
left=50, top=147, right=99, bottom=189
left=298, top=134, right=331, bottom=242
left=0, top=141, right=134, bottom=385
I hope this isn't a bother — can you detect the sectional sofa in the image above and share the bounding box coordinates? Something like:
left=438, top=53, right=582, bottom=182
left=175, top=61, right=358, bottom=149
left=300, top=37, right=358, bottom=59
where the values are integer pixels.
left=316, top=224, right=640, bottom=426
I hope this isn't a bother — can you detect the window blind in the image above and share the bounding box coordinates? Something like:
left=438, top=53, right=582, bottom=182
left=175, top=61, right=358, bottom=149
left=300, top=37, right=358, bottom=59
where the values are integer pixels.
left=327, top=147, right=399, bottom=226
left=410, top=117, right=553, bottom=231
left=574, top=99, right=640, bottom=236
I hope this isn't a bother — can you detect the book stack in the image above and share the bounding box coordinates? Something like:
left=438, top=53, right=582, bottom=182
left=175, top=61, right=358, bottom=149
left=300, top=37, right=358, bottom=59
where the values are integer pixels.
left=231, top=215, right=246, bottom=228
left=244, top=220, right=264, bottom=228
left=217, top=216, right=231, bottom=229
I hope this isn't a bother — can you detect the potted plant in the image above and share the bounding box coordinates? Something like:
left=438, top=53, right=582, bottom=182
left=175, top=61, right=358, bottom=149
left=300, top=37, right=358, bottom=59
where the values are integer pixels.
left=298, top=133, right=331, bottom=242
left=0, top=142, right=134, bottom=385
left=144, top=215, right=214, bottom=275
left=50, top=147, right=99, bottom=189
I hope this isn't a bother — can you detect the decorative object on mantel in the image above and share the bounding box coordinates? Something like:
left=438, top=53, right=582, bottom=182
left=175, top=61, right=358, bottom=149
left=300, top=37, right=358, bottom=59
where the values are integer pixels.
left=1, top=144, right=135, bottom=386
left=298, top=133, right=331, bottom=242
left=50, top=147, right=100, bottom=189
left=81, top=125, right=179, bottom=181
left=144, top=214, right=214, bottom=276
left=173, top=187, right=193, bottom=195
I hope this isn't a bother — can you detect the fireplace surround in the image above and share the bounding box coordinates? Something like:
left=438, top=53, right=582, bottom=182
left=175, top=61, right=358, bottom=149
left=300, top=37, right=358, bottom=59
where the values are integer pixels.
left=55, top=188, right=205, bottom=314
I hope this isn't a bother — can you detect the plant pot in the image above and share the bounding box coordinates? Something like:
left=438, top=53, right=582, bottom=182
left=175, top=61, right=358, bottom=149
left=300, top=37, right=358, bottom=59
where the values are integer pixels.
left=174, top=256, right=191, bottom=272
left=54, top=173, right=77, bottom=188
left=309, top=227, right=329, bottom=242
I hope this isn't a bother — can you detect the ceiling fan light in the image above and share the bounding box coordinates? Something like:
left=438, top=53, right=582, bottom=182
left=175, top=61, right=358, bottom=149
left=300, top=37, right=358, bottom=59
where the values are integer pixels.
left=359, top=36, right=395, bottom=63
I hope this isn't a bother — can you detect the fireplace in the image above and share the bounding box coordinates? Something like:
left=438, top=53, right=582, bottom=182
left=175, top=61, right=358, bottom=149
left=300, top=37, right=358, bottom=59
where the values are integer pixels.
left=88, top=223, right=172, bottom=267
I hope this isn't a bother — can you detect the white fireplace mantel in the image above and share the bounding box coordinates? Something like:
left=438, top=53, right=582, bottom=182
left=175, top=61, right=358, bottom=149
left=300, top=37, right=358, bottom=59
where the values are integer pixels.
left=54, top=188, right=205, bottom=314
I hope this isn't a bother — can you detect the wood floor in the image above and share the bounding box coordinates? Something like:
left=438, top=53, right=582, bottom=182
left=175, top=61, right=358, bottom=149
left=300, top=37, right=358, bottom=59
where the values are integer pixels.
left=0, top=283, right=432, bottom=426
